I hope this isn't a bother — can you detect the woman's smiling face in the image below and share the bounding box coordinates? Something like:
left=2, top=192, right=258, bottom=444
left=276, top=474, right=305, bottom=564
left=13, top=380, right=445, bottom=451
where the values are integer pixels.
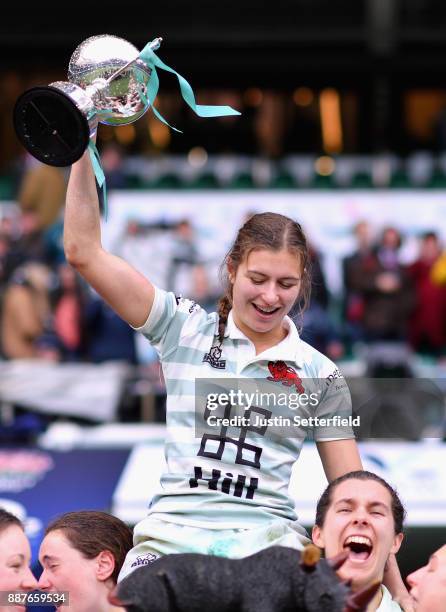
left=229, top=248, right=302, bottom=346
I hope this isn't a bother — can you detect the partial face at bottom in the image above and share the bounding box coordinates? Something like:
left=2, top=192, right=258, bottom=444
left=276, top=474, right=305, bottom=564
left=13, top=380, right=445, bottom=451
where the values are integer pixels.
left=0, top=525, right=38, bottom=612
left=407, top=545, right=446, bottom=611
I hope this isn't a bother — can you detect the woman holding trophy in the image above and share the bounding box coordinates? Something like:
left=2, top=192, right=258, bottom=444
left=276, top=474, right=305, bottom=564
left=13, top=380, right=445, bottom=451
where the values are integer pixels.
left=13, top=33, right=413, bottom=610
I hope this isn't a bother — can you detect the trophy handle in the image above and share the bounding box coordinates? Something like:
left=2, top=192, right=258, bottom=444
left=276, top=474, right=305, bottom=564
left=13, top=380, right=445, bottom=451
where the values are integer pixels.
left=104, top=36, right=163, bottom=85
left=13, top=85, right=91, bottom=167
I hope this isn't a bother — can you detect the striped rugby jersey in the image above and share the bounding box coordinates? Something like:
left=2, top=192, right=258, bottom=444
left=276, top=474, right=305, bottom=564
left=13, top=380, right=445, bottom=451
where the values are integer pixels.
left=134, top=287, right=354, bottom=529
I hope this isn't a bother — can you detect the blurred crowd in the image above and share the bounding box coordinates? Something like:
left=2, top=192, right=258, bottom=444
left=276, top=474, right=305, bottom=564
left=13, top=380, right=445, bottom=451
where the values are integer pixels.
left=303, top=222, right=446, bottom=362
left=0, top=156, right=137, bottom=365
left=2, top=160, right=446, bottom=369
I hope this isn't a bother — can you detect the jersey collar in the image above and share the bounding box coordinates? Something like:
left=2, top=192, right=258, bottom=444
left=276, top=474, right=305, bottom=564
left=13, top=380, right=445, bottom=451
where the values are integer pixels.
left=225, top=310, right=304, bottom=366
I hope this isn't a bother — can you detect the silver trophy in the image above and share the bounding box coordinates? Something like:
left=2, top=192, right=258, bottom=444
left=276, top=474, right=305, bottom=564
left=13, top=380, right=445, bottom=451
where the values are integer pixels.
left=13, top=34, right=161, bottom=167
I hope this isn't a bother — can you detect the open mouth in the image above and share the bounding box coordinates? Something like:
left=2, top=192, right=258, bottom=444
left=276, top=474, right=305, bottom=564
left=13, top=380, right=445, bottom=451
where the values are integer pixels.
left=252, top=304, right=280, bottom=316
left=343, top=535, right=373, bottom=562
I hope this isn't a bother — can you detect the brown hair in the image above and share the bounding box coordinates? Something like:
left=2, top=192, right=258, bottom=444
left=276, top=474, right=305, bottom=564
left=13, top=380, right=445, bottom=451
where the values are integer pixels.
left=0, top=508, right=23, bottom=534
left=217, top=212, right=311, bottom=343
left=45, top=511, right=133, bottom=584
left=315, top=470, right=406, bottom=535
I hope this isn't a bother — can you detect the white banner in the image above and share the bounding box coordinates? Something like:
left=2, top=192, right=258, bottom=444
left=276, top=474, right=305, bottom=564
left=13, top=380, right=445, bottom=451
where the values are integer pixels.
left=104, top=190, right=446, bottom=294
left=0, top=360, right=130, bottom=421
left=112, top=437, right=446, bottom=527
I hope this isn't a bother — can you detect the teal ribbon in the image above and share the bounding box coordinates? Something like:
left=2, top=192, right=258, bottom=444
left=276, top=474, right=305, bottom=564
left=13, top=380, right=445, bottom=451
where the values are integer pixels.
left=88, top=140, right=108, bottom=220
left=138, top=43, right=241, bottom=132
left=87, top=42, right=240, bottom=217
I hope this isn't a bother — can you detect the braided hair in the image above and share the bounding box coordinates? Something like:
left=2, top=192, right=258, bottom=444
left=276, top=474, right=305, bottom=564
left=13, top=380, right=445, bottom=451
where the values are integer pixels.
left=217, top=212, right=311, bottom=344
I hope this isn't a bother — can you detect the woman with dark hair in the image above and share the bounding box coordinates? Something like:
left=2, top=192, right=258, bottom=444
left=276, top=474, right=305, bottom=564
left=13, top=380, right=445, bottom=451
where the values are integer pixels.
left=38, top=511, right=132, bottom=612
left=312, top=471, right=406, bottom=611
left=0, top=508, right=38, bottom=612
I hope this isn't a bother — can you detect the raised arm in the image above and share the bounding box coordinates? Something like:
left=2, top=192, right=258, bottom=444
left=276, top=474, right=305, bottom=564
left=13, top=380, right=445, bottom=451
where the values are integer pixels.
left=64, top=150, right=154, bottom=328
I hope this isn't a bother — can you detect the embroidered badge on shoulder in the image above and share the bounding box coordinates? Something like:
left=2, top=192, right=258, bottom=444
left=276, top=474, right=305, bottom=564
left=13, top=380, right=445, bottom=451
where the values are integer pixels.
left=188, top=301, right=199, bottom=313
left=203, top=345, right=226, bottom=369
left=131, top=552, right=159, bottom=567
left=267, top=360, right=305, bottom=393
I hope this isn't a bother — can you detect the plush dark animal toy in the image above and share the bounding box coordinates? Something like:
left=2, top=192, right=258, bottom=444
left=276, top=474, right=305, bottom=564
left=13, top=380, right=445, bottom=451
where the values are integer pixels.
left=111, top=545, right=379, bottom=612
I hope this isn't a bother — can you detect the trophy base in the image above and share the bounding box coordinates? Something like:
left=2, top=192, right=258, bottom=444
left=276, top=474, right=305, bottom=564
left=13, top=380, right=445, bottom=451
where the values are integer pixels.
left=13, top=86, right=90, bottom=167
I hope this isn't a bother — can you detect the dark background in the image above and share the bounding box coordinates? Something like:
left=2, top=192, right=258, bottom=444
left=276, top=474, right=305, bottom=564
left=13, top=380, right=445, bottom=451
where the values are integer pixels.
left=2, top=0, right=446, bottom=164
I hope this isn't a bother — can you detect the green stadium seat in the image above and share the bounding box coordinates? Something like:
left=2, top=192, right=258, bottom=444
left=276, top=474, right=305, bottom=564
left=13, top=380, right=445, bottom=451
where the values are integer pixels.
left=0, top=176, right=15, bottom=200
left=230, top=173, right=255, bottom=189
left=389, top=170, right=410, bottom=188
left=428, top=169, right=446, bottom=189
left=151, top=174, right=183, bottom=189
left=269, top=172, right=296, bottom=189
left=310, top=174, right=336, bottom=189
left=350, top=172, right=373, bottom=189
left=188, top=173, right=219, bottom=189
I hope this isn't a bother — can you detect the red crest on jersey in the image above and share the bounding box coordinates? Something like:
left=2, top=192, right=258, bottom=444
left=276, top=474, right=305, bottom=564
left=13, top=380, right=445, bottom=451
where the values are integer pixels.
left=267, top=361, right=305, bottom=393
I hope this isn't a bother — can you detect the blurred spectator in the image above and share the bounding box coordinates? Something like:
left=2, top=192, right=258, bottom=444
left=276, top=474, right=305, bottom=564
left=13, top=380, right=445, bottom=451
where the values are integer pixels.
left=408, top=232, right=446, bottom=356
left=43, top=218, right=65, bottom=267
left=0, top=227, right=10, bottom=290
left=0, top=262, right=58, bottom=360
left=51, top=264, right=87, bottom=361
left=167, top=219, right=211, bottom=304
left=298, top=247, right=343, bottom=359
left=430, top=242, right=446, bottom=286
left=342, top=221, right=374, bottom=344
left=100, top=142, right=127, bottom=190
left=1, top=210, right=49, bottom=284
left=85, top=291, right=136, bottom=364
left=18, top=155, right=66, bottom=229
left=347, top=227, right=415, bottom=341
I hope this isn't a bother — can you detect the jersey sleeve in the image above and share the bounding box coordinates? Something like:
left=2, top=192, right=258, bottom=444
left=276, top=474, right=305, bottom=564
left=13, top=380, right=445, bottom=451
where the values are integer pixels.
left=312, top=360, right=355, bottom=441
left=132, top=286, right=209, bottom=359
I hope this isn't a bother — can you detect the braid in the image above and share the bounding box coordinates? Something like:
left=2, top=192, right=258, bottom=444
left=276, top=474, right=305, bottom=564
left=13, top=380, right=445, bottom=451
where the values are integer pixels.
left=217, top=294, right=232, bottom=345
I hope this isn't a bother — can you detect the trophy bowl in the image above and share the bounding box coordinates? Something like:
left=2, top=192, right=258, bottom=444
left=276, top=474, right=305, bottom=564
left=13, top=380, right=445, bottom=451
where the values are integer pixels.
left=13, top=34, right=153, bottom=167
left=68, top=34, right=152, bottom=126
